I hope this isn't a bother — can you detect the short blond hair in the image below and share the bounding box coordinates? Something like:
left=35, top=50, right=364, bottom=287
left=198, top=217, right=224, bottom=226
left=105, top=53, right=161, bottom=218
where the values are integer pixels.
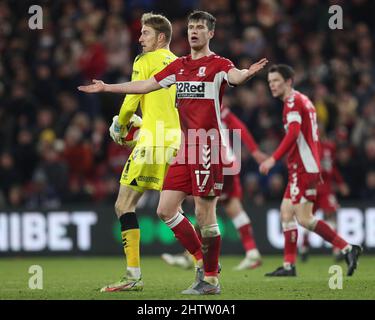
left=141, top=13, right=172, bottom=45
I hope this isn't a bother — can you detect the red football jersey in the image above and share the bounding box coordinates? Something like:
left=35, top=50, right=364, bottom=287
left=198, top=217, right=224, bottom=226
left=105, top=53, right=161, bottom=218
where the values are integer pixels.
left=282, top=90, right=321, bottom=173
left=154, top=54, right=235, bottom=146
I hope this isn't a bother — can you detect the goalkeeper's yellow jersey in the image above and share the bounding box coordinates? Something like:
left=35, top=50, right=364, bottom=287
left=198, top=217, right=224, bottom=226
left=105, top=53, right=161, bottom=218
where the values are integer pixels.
left=118, top=48, right=180, bottom=149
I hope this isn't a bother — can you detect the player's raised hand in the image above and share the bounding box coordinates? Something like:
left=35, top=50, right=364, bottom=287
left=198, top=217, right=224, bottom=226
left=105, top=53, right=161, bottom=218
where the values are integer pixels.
left=247, top=58, right=268, bottom=76
left=78, top=79, right=106, bottom=93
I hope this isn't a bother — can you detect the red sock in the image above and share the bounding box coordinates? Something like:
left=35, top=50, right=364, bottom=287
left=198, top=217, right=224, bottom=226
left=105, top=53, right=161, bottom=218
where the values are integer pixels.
left=326, top=221, right=341, bottom=253
left=314, top=220, right=348, bottom=250
left=168, top=215, right=203, bottom=261
left=202, top=235, right=221, bottom=277
left=238, top=223, right=257, bottom=251
left=284, top=229, right=298, bottom=264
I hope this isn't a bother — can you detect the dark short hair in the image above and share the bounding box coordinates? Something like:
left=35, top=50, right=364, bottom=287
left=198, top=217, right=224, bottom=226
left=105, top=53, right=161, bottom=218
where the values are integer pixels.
left=188, top=10, right=216, bottom=31
left=268, top=64, right=295, bottom=82
left=141, top=13, right=172, bottom=45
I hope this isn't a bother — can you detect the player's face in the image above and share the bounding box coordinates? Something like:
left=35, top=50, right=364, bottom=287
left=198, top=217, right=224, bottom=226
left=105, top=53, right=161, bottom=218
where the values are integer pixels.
left=187, top=20, right=214, bottom=50
left=139, top=25, right=158, bottom=53
left=268, top=72, right=288, bottom=99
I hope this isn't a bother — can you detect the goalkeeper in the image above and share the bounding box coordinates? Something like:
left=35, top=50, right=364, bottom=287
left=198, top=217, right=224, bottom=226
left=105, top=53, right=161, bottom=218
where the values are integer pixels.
left=101, top=13, right=180, bottom=292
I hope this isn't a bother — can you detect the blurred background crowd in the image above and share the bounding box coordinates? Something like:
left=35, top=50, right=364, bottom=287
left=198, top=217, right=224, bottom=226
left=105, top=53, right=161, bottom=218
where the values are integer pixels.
left=0, top=0, right=374, bottom=209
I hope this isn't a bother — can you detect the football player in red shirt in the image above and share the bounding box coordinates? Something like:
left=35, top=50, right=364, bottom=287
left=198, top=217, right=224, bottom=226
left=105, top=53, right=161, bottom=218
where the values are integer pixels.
left=300, top=125, right=350, bottom=262
left=78, top=11, right=268, bottom=294
left=161, top=106, right=267, bottom=271
left=220, top=107, right=267, bottom=270
left=259, top=64, right=362, bottom=277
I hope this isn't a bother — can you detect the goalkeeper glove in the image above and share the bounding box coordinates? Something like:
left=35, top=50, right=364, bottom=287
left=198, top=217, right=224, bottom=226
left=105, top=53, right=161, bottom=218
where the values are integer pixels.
left=123, top=114, right=142, bottom=148
left=109, top=114, right=142, bottom=147
left=109, top=115, right=124, bottom=145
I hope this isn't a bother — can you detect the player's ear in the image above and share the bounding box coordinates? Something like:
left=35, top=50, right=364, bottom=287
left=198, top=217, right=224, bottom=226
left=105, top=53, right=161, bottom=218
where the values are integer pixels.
left=208, top=30, right=214, bottom=39
left=158, top=32, right=166, bottom=45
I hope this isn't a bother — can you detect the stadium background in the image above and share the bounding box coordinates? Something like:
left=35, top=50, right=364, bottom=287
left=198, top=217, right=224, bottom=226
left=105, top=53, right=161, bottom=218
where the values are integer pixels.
left=1, top=0, right=375, bottom=257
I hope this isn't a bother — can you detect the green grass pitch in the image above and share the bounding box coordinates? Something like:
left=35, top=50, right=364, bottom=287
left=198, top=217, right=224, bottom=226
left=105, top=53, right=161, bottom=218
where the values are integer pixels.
left=0, top=255, right=374, bottom=300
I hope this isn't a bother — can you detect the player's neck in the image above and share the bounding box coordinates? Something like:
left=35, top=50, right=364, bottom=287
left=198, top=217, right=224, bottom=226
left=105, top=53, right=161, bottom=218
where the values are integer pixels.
left=282, top=87, right=294, bottom=101
left=190, top=46, right=213, bottom=60
left=156, top=44, right=170, bottom=51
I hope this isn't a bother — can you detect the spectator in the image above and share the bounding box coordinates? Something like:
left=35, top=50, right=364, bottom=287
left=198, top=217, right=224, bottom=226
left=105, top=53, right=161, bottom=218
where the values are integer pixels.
left=361, top=170, right=375, bottom=199
left=62, top=125, right=94, bottom=189
left=0, top=0, right=374, bottom=204
left=13, top=128, right=38, bottom=183
left=0, top=152, right=22, bottom=205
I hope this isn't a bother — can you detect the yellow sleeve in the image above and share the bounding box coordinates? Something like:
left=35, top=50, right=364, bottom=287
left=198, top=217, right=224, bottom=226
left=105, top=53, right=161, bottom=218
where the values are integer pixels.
left=118, top=55, right=149, bottom=126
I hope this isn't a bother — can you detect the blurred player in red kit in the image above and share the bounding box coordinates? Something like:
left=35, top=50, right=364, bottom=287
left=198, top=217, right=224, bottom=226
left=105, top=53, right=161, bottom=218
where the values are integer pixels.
left=300, top=125, right=350, bottom=262
left=259, top=64, right=362, bottom=277
left=162, top=105, right=267, bottom=271
left=79, top=11, right=268, bottom=294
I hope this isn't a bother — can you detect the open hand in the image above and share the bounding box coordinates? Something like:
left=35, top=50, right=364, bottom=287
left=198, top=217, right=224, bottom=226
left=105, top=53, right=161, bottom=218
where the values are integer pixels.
left=78, top=79, right=106, bottom=93
left=247, top=58, right=269, bottom=77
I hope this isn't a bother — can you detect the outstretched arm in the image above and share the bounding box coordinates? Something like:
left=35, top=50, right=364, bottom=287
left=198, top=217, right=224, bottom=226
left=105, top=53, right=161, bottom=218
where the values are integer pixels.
left=228, top=58, right=268, bottom=86
left=77, top=77, right=162, bottom=94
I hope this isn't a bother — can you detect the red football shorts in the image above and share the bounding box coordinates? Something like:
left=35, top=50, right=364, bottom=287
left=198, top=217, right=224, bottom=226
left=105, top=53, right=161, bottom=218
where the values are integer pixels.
left=220, top=173, right=243, bottom=201
left=313, top=192, right=339, bottom=214
left=162, top=144, right=223, bottom=197
left=283, top=171, right=320, bottom=205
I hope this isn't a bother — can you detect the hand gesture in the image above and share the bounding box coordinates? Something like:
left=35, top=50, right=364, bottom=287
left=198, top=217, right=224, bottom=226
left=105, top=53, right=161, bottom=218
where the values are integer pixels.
left=247, top=58, right=268, bottom=77
left=78, top=79, right=106, bottom=93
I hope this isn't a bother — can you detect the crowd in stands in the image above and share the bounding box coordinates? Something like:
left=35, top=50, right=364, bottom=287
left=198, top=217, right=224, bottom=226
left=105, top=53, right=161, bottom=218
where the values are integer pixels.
left=1, top=0, right=374, bottom=208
